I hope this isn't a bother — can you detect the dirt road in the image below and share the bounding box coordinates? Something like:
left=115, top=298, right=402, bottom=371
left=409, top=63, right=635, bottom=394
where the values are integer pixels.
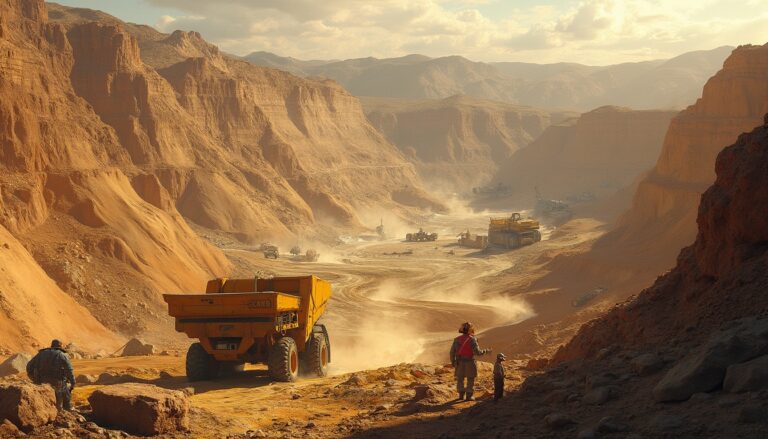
left=225, top=209, right=605, bottom=373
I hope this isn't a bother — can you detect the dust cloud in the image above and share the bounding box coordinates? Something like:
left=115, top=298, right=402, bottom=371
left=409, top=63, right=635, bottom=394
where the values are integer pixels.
left=327, top=279, right=534, bottom=374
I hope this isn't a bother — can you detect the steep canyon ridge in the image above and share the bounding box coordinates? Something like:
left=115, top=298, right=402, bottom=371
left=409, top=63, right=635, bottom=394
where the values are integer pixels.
left=1, top=1, right=767, bottom=438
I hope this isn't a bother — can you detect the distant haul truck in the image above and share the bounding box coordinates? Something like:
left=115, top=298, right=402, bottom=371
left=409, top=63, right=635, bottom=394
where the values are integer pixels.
left=164, top=276, right=331, bottom=382
left=406, top=228, right=438, bottom=242
left=488, top=213, right=541, bottom=249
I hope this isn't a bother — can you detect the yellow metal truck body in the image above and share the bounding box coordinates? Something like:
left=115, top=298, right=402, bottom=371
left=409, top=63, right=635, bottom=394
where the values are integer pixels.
left=164, top=275, right=332, bottom=381
left=488, top=213, right=542, bottom=249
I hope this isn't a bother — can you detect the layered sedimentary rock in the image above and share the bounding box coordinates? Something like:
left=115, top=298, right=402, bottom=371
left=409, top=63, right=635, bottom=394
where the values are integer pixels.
left=363, top=95, right=574, bottom=190
left=0, top=0, right=441, bottom=349
left=601, top=44, right=768, bottom=277
left=496, top=106, right=676, bottom=203
left=0, top=0, right=220, bottom=348
left=556, top=119, right=768, bottom=360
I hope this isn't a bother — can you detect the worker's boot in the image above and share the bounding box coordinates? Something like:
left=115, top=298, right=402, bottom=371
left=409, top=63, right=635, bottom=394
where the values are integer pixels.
left=465, top=393, right=474, bottom=401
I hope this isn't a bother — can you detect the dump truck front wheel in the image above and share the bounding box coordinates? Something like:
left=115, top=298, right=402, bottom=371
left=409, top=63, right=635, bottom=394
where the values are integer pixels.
left=268, top=337, right=299, bottom=382
left=186, top=342, right=218, bottom=381
left=304, top=333, right=330, bottom=377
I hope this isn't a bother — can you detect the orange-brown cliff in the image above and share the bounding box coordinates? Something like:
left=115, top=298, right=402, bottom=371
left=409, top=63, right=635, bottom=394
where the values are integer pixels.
left=555, top=116, right=768, bottom=360
left=0, top=0, right=442, bottom=350
left=603, top=44, right=768, bottom=275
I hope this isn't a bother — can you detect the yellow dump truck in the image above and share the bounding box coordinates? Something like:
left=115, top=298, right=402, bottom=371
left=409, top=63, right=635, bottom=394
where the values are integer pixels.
left=163, top=275, right=331, bottom=382
left=488, top=213, right=542, bottom=249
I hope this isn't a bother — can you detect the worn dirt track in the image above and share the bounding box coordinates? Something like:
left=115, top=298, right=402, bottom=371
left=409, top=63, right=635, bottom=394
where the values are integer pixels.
left=223, top=209, right=606, bottom=373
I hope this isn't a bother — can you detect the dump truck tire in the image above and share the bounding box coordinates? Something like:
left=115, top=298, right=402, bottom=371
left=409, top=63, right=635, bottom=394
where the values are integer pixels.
left=268, top=337, right=299, bottom=382
left=305, top=333, right=330, bottom=377
left=186, top=343, right=218, bottom=381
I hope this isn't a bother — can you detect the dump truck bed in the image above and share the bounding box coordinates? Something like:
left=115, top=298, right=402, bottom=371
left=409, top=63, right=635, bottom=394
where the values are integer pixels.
left=164, top=292, right=301, bottom=319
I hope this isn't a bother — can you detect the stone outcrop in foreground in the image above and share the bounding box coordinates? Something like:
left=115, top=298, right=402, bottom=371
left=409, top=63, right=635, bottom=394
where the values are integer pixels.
left=0, top=381, right=57, bottom=432
left=88, top=383, right=189, bottom=436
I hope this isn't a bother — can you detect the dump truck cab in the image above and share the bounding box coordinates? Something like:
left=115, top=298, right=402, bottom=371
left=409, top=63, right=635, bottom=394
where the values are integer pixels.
left=164, top=276, right=331, bottom=382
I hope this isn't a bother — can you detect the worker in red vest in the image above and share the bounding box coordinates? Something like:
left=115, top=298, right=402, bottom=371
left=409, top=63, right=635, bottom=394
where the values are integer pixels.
left=450, top=322, right=491, bottom=401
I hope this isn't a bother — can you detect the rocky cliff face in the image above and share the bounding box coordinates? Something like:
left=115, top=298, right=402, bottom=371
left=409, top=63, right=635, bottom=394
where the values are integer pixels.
left=599, top=44, right=768, bottom=280
left=0, top=0, right=440, bottom=350
left=495, top=106, right=676, bottom=203
left=556, top=118, right=768, bottom=360
left=363, top=96, right=573, bottom=190
left=0, top=0, right=230, bottom=349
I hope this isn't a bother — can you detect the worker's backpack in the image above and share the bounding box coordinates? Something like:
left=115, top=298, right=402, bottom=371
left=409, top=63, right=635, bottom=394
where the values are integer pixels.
left=456, top=334, right=474, bottom=358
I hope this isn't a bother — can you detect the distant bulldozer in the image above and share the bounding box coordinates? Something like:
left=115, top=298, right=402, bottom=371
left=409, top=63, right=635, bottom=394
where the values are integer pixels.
left=406, top=228, right=438, bottom=242
left=457, top=230, right=488, bottom=249
left=488, top=213, right=541, bottom=249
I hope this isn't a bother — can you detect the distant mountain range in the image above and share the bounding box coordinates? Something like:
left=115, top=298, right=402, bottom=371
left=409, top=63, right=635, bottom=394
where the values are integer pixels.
left=244, top=47, right=734, bottom=111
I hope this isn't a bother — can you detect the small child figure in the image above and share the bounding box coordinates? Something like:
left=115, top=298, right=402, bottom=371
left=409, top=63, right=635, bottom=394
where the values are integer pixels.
left=494, top=353, right=506, bottom=402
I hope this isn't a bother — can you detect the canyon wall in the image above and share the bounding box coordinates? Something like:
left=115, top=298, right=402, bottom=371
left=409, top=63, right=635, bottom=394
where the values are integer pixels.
left=600, top=44, right=768, bottom=279
left=555, top=116, right=768, bottom=360
left=0, top=0, right=442, bottom=350
left=363, top=96, right=574, bottom=190
left=495, top=106, right=676, bottom=204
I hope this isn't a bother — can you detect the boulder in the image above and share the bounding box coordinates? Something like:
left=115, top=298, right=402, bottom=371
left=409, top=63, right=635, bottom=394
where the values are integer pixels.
left=0, top=354, right=31, bottom=378
left=596, top=416, right=628, bottom=433
left=631, top=353, right=664, bottom=376
left=653, top=318, right=768, bottom=401
left=582, top=386, right=618, bottom=405
left=413, top=385, right=435, bottom=401
left=0, top=419, right=22, bottom=437
left=121, top=338, right=155, bottom=357
left=75, top=374, right=98, bottom=385
left=0, top=382, right=58, bottom=431
left=544, top=413, right=575, bottom=429
left=723, top=354, right=768, bottom=393
left=88, top=383, right=189, bottom=436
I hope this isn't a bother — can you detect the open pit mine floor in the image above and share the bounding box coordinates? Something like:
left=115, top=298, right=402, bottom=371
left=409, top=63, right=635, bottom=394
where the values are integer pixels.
left=4, top=213, right=610, bottom=438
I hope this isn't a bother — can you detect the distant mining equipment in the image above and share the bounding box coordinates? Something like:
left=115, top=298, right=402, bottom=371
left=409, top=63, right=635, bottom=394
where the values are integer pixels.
left=472, top=182, right=512, bottom=199
left=457, top=230, right=488, bottom=249
left=534, top=187, right=573, bottom=225
left=487, top=213, right=541, bottom=249
left=405, top=228, right=438, bottom=242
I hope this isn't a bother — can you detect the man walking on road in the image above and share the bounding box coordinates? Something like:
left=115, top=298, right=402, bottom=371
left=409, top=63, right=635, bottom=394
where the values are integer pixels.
left=27, top=339, right=76, bottom=411
left=450, top=322, right=490, bottom=401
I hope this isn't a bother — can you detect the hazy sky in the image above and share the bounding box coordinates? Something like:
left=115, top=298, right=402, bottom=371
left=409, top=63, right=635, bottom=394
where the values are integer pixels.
left=54, top=0, right=768, bottom=65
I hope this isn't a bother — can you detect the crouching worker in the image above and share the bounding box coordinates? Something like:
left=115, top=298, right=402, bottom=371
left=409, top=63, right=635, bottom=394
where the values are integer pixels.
left=494, top=353, right=506, bottom=402
left=450, top=322, right=490, bottom=401
left=27, top=339, right=76, bottom=411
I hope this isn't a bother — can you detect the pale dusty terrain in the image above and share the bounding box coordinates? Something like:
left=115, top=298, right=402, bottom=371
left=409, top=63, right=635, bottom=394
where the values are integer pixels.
left=2, top=207, right=611, bottom=437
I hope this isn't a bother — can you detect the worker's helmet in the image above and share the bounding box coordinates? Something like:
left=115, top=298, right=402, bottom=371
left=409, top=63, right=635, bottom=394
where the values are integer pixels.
left=459, top=322, right=475, bottom=334
left=50, top=339, right=62, bottom=348
left=497, top=353, right=506, bottom=361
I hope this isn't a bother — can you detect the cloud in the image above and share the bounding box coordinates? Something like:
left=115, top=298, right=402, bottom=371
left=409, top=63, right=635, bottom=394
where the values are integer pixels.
left=143, top=0, right=768, bottom=64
